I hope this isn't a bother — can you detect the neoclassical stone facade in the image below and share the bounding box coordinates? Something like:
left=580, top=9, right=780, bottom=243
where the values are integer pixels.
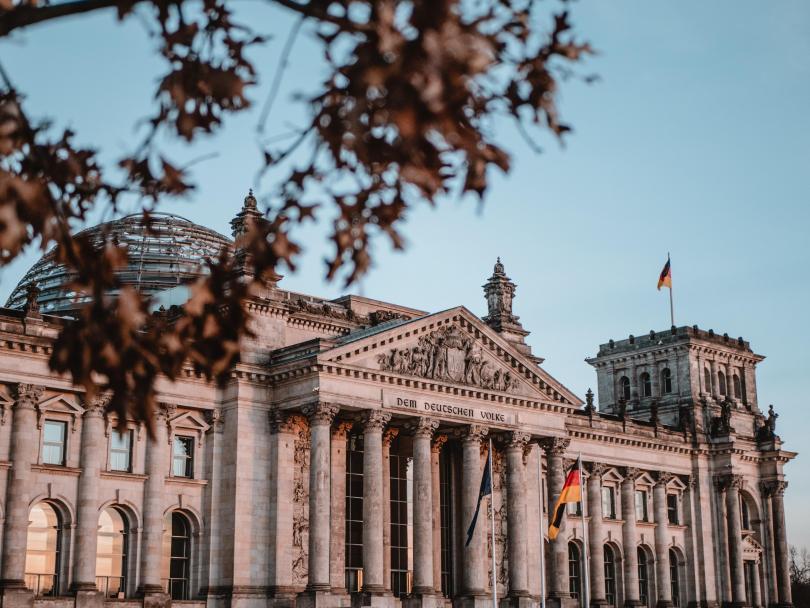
left=0, top=198, right=796, bottom=608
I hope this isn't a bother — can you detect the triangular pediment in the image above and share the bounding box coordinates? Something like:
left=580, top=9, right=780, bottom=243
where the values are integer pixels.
left=319, top=307, right=581, bottom=407
left=170, top=411, right=210, bottom=434
left=37, top=394, right=83, bottom=416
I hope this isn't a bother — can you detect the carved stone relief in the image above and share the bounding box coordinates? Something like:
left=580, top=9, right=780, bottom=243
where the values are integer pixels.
left=292, top=422, right=311, bottom=585
left=376, top=325, right=520, bottom=392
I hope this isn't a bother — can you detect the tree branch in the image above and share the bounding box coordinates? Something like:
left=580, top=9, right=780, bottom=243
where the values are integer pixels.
left=0, top=0, right=148, bottom=36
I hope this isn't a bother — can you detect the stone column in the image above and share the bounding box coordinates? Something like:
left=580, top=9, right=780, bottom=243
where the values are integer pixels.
left=680, top=478, right=698, bottom=607
left=0, top=384, right=43, bottom=595
left=715, top=479, right=733, bottom=602
left=461, top=425, right=489, bottom=597
left=431, top=435, right=448, bottom=595
left=140, top=404, right=172, bottom=595
left=302, top=403, right=339, bottom=593
left=768, top=482, right=792, bottom=607
left=361, top=411, right=391, bottom=595
left=720, top=475, right=746, bottom=606
left=621, top=469, right=642, bottom=607
left=541, top=437, right=571, bottom=602
left=330, top=421, right=353, bottom=594
left=72, top=396, right=108, bottom=593
left=505, top=432, right=530, bottom=603
left=411, top=418, right=439, bottom=596
left=709, top=360, right=718, bottom=398
left=752, top=562, right=762, bottom=608
left=382, top=427, right=398, bottom=593
left=759, top=483, right=778, bottom=606
left=588, top=464, right=608, bottom=608
left=653, top=473, right=673, bottom=608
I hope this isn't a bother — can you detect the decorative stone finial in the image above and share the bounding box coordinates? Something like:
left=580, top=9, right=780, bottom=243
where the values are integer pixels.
left=244, top=188, right=257, bottom=210
left=23, top=282, right=41, bottom=318
left=585, top=388, right=595, bottom=411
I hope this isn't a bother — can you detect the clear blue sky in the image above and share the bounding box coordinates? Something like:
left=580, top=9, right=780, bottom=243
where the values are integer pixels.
left=1, top=1, right=808, bottom=546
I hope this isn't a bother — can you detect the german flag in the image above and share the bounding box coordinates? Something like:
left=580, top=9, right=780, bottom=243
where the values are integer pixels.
left=657, top=257, right=672, bottom=291
left=548, top=458, right=582, bottom=540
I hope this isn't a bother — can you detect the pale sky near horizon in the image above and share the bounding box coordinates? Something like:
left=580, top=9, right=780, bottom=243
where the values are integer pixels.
left=1, top=1, right=809, bottom=548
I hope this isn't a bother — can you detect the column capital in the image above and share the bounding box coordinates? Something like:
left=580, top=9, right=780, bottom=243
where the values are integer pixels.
left=361, top=409, right=391, bottom=432
left=332, top=419, right=354, bottom=440
left=83, top=394, right=110, bottom=418
left=587, top=462, right=609, bottom=478
left=505, top=430, right=530, bottom=450
left=269, top=409, right=307, bottom=435
left=382, top=426, right=399, bottom=447
left=302, top=402, right=339, bottom=425
left=654, top=471, right=675, bottom=487
left=540, top=436, right=570, bottom=456
left=13, top=383, right=43, bottom=410
left=715, top=473, right=745, bottom=492
left=431, top=434, right=448, bottom=454
left=408, top=417, right=439, bottom=439
left=622, top=466, right=645, bottom=482
left=760, top=479, right=787, bottom=498
left=156, top=402, right=177, bottom=422
left=458, top=424, right=488, bottom=444
left=204, top=408, right=224, bottom=430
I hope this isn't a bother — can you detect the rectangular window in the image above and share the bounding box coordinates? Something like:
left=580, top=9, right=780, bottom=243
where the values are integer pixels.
left=667, top=494, right=679, bottom=525
left=109, top=430, right=132, bottom=472
left=635, top=490, right=648, bottom=522
left=602, top=486, right=616, bottom=519
left=345, top=433, right=364, bottom=592
left=42, top=420, right=67, bottom=465
left=171, top=436, right=194, bottom=478
left=567, top=500, right=582, bottom=516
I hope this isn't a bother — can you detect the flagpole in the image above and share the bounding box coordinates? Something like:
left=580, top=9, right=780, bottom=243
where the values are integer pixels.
left=489, top=438, right=497, bottom=608
left=579, top=453, right=591, bottom=608
left=668, top=252, right=675, bottom=327
left=539, top=454, right=547, bottom=608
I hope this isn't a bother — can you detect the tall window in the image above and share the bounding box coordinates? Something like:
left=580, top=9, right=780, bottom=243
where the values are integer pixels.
left=42, top=420, right=67, bottom=466
left=96, top=507, right=128, bottom=598
left=109, top=430, right=132, bottom=472
left=568, top=542, right=581, bottom=601
left=704, top=368, right=712, bottom=393
left=439, top=449, right=454, bottom=597
left=604, top=545, right=617, bottom=607
left=602, top=486, right=616, bottom=519
left=638, top=547, right=650, bottom=608
left=619, top=376, right=631, bottom=401
left=733, top=374, right=742, bottom=399
left=669, top=549, right=681, bottom=607
left=740, top=497, right=751, bottom=530
left=172, top=436, right=194, bottom=478
left=667, top=494, right=679, bottom=525
left=640, top=372, right=652, bottom=398
left=25, top=502, right=62, bottom=597
left=635, top=489, right=648, bottom=522
left=718, top=371, right=727, bottom=395
left=162, top=512, right=191, bottom=600
left=661, top=368, right=673, bottom=394
left=345, top=433, right=364, bottom=592
left=389, top=440, right=412, bottom=598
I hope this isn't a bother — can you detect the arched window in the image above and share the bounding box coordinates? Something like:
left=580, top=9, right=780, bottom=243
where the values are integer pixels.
left=604, top=545, right=617, bottom=607
left=733, top=374, right=742, bottom=399
left=661, top=368, right=673, bottom=394
left=638, top=547, right=650, bottom=608
left=704, top=368, right=712, bottom=393
left=640, top=373, right=652, bottom=398
left=96, top=507, right=128, bottom=598
left=619, top=376, right=631, bottom=401
left=669, top=549, right=681, bottom=607
left=718, top=371, right=727, bottom=395
left=740, top=497, right=751, bottom=530
left=25, top=502, right=62, bottom=597
left=162, top=512, right=191, bottom=600
left=568, top=542, right=582, bottom=602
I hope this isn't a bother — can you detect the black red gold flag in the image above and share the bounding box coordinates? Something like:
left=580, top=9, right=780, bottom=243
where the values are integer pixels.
left=657, top=258, right=672, bottom=291
left=548, top=457, right=582, bottom=541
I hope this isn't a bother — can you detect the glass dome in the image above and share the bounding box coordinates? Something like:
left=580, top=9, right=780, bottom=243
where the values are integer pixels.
left=4, top=213, right=233, bottom=315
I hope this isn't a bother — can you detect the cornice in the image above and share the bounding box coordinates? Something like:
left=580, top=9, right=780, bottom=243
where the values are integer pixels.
left=31, top=464, right=82, bottom=477
left=566, top=427, right=693, bottom=455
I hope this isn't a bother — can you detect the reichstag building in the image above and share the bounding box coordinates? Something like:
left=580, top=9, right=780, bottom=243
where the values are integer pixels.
left=0, top=193, right=795, bottom=608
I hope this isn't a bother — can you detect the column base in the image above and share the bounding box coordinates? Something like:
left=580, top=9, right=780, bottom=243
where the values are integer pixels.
left=297, top=589, right=352, bottom=608
left=499, top=594, right=534, bottom=608
left=0, top=585, right=33, bottom=608
left=141, top=589, right=171, bottom=608
left=624, top=602, right=644, bottom=608
left=543, top=596, right=569, bottom=608
left=590, top=600, right=611, bottom=608
left=73, top=589, right=104, bottom=608
left=403, top=592, right=445, bottom=608
left=657, top=602, right=674, bottom=608
left=453, top=595, right=496, bottom=608
left=351, top=590, right=395, bottom=608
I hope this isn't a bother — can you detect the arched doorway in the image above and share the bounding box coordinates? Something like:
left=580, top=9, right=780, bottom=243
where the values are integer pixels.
left=637, top=546, right=653, bottom=608
left=25, top=502, right=63, bottom=597
left=669, top=548, right=681, bottom=607
left=162, top=511, right=192, bottom=600
left=96, top=507, right=129, bottom=598
left=568, top=541, right=583, bottom=606
left=604, top=544, right=618, bottom=607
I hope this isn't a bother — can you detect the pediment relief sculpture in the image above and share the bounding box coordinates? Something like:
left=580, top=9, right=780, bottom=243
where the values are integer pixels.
left=376, top=325, right=520, bottom=393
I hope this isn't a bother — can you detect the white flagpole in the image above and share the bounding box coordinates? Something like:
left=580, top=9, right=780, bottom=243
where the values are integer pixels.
left=539, top=454, right=547, bottom=608
left=579, top=454, right=591, bottom=608
left=489, top=438, right=497, bottom=608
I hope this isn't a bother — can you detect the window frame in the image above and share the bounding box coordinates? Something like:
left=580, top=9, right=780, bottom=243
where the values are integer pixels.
left=108, top=429, right=134, bottom=473
left=667, top=493, right=680, bottom=525
left=718, top=371, right=727, bottom=395
left=41, top=419, right=68, bottom=466
left=619, top=376, right=631, bottom=401
left=171, top=435, right=195, bottom=479
left=661, top=368, right=673, bottom=394
left=602, top=485, right=617, bottom=520
left=635, top=489, right=649, bottom=522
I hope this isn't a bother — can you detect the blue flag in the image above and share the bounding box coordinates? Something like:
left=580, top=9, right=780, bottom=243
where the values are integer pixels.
left=465, top=446, right=492, bottom=547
